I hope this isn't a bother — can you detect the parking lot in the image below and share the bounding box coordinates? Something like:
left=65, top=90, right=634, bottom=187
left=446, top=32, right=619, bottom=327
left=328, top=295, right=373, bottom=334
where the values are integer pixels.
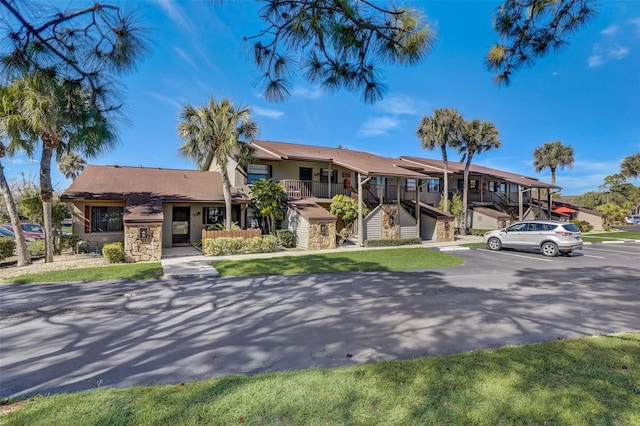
left=447, top=241, right=640, bottom=271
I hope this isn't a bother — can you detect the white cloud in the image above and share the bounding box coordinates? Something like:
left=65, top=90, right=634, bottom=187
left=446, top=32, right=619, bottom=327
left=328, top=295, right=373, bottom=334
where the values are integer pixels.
left=358, top=116, right=399, bottom=137
left=607, top=46, right=629, bottom=59
left=551, top=71, right=560, bottom=76
left=291, top=86, right=324, bottom=100
left=252, top=106, right=284, bottom=119
left=174, top=47, right=198, bottom=70
left=375, top=95, right=419, bottom=116
left=146, top=91, right=183, bottom=110
left=601, top=24, right=619, bottom=35
left=155, top=0, right=193, bottom=31
left=588, top=55, right=603, bottom=67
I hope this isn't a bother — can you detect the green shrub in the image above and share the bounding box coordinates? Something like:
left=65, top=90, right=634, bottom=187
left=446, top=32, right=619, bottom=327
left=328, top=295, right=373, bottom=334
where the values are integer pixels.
left=468, top=228, right=490, bottom=236
left=203, top=235, right=279, bottom=256
left=363, top=238, right=422, bottom=247
left=570, top=219, right=593, bottom=233
left=0, top=237, right=15, bottom=260
left=27, top=240, right=45, bottom=257
left=102, top=241, right=125, bottom=263
left=275, top=229, right=295, bottom=248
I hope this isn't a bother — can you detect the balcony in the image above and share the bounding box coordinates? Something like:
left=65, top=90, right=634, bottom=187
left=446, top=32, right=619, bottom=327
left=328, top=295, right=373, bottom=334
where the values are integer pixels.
left=281, top=179, right=352, bottom=199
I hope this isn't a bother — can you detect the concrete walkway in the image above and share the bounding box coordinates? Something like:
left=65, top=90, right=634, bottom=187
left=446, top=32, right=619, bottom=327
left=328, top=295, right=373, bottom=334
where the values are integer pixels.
left=159, top=237, right=482, bottom=279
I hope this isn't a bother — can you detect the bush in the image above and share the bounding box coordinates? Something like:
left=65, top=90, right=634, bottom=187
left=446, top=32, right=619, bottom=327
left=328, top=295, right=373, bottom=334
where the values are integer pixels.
left=363, top=238, right=422, bottom=247
left=570, top=219, right=593, bottom=233
left=0, top=237, right=15, bottom=260
left=468, top=228, right=490, bottom=236
left=275, top=229, right=295, bottom=248
left=202, top=235, right=279, bottom=256
left=27, top=240, right=45, bottom=257
left=102, top=241, right=125, bottom=263
left=60, top=234, right=80, bottom=250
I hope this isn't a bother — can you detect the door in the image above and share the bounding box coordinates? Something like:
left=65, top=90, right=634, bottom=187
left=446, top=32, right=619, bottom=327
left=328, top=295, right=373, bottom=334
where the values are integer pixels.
left=172, top=206, right=190, bottom=244
left=501, top=222, right=528, bottom=247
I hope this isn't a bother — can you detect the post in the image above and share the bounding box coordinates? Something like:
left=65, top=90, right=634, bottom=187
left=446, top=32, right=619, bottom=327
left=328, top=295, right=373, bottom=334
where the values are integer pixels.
left=518, top=185, right=523, bottom=221
left=358, top=174, right=373, bottom=247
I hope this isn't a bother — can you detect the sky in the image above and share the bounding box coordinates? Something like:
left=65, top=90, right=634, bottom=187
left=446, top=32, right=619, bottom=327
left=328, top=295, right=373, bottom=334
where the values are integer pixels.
left=4, top=0, right=640, bottom=196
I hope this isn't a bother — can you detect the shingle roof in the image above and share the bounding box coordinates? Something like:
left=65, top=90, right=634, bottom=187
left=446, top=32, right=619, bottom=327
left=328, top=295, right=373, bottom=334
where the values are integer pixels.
left=288, top=200, right=337, bottom=220
left=62, top=165, right=244, bottom=202
left=253, top=140, right=430, bottom=179
left=62, top=165, right=249, bottom=223
left=400, top=156, right=559, bottom=189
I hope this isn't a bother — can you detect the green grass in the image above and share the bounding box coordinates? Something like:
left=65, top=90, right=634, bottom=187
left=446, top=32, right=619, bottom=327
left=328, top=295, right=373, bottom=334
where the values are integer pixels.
left=4, top=332, right=639, bottom=425
left=214, top=248, right=464, bottom=277
left=582, top=231, right=640, bottom=243
left=4, top=262, right=163, bottom=284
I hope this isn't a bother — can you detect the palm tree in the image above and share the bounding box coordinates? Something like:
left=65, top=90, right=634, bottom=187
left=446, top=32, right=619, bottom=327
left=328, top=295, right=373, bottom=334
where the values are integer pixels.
left=177, top=97, right=258, bottom=231
left=416, top=108, right=464, bottom=212
left=7, top=72, right=117, bottom=262
left=458, top=119, right=501, bottom=235
left=58, top=152, right=86, bottom=181
left=533, top=141, right=574, bottom=187
left=0, top=84, right=35, bottom=267
left=621, top=153, right=640, bottom=179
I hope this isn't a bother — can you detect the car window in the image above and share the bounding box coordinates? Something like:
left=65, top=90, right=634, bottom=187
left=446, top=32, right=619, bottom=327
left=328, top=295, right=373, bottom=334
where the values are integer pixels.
left=23, top=224, right=43, bottom=232
left=528, top=223, right=544, bottom=231
left=561, top=223, right=580, bottom=233
left=543, top=224, right=556, bottom=231
left=506, top=223, right=527, bottom=232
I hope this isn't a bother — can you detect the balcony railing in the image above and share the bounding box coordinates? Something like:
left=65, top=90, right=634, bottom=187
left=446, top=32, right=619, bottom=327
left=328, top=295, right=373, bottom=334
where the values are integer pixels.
left=281, top=180, right=352, bottom=199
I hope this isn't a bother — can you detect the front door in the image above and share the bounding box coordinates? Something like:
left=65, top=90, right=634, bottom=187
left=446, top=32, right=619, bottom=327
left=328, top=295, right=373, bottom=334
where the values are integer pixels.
left=172, top=206, right=190, bottom=244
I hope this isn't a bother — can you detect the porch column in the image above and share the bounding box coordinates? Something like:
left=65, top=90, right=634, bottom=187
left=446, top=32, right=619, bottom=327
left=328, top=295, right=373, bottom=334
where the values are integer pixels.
left=379, top=177, right=383, bottom=205
left=518, top=185, right=523, bottom=221
left=547, top=190, right=552, bottom=218
left=416, top=180, right=428, bottom=240
left=358, top=174, right=373, bottom=247
left=328, top=163, right=333, bottom=198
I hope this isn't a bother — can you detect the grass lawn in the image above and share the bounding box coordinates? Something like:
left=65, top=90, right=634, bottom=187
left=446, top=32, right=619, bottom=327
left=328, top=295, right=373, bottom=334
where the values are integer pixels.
left=214, top=248, right=464, bottom=277
left=4, top=263, right=163, bottom=284
left=4, top=332, right=639, bottom=425
left=582, top=231, right=640, bottom=243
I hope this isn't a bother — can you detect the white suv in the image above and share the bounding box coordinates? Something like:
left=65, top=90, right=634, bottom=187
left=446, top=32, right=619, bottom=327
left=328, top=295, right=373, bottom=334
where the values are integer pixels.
left=483, top=220, right=583, bottom=257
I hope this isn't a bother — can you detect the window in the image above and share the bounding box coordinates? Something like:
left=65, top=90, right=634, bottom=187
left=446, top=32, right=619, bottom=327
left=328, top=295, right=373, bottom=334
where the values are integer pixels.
left=320, top=169, right=338, bottom=183
left=500, top=182, right=507, bottom=192
left=247, top=164, right=270, bottom=184
left=457, top=179, right=464, bottom=191
left=427, top=178, right=441, bottom=192
left=469, top=179, right=478, bottom=189
left=90, top=206, right=123, bottom=233
left=489, top=181, right=497, bottom=192
left=203, top=207, right=224, bottom=225
left=406, top=179, right=417, bottom=191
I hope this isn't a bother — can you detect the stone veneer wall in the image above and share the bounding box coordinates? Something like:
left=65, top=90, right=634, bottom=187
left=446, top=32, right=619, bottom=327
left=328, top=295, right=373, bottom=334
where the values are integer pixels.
left=308, top=220, right=336, bottom=250
left=434, top=218, right=454, bottom=243
left=124, top=223, right=162, bottom=262
left=381, top=206, right=400, bottom=240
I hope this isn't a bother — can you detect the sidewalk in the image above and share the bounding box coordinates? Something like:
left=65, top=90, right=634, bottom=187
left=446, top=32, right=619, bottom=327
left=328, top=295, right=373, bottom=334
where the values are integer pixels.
left=160, top=236, right=484, bottom=279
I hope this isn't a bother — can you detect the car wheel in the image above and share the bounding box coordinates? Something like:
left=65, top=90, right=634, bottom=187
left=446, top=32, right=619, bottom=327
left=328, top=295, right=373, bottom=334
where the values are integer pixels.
left=541, top=241, right=559, bottom=257
left=487, top=237, right=502, bottom=251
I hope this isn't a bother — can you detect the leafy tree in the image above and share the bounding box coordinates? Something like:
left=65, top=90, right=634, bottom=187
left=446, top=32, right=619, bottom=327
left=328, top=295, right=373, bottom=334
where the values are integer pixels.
left=596, top=202, right=628, bottom=225
left=0, top=85, right=35, bottom=266
left=330, top=194, right=360, bottom=224
left=486, top=0, right=597, bottom=85
left=58, top=152, right=86, bottom=181
left=458, top=119, right=501, bottom=235
left=4, top=72, right=118, bottom=263
left=0, top=0, right=147, bottom=112
left=533, top=140, right=574, bottom=187
left=439, top=191, right=464, bottom=230
left=416, top=108, right=464, bottom=212
left=573, top=191, right=608, bottom=210
left=249, top=0, right=435, bottom=103
left=621, top=153, right=640, bottom=179
left=178, top=97, right=258, bottom=231
left=249, top=178, right=288, bottom=234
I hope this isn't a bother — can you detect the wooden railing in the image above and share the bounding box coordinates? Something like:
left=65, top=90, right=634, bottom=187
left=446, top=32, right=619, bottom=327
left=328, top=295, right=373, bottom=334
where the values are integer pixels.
left=280, top=180, right=352, bottom=199
left=202, top=229, right=262, bottom=240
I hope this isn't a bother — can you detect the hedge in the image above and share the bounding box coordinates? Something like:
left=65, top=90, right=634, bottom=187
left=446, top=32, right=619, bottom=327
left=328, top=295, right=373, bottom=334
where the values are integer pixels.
left=203, top=235, right=278, bottom=256
left=363, top=237, right=422, bottom=247
left=102, top=241, right=125, bottom=263
left=0, top=237, right=15, bottom=260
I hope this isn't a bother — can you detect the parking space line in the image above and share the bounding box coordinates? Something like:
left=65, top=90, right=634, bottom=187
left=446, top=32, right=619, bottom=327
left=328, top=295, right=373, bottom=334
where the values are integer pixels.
left=476, top=248, right=554, bottom=262
left=581, top=254, right=605, bottom=259
left=584, top=246, right=640, bottom=255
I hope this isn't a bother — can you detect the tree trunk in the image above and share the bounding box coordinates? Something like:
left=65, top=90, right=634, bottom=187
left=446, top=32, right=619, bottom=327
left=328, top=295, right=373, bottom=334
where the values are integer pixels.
left=460, top=162, right=471, bottom=236
left=221, top=169, right=232, bottom=231
left=0, top=160, right=32, bottom=267
left=441, top=146, right=449, bottom=212
left=39, top=140, right=55, bottom=263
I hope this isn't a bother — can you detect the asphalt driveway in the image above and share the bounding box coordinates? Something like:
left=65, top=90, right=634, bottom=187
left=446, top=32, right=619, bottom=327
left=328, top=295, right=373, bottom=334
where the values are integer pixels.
left=1, top=243, right=639, bottom=398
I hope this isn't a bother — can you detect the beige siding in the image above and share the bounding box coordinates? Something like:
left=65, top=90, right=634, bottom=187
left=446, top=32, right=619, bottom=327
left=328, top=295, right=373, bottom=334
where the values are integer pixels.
left=420, top=212, right=436, bottom=240
left=285, top=208, right=309, bottom=249
left=576, top=211, right=605, bottom=231
left=363, top=206, right=382, bottom=240
left=399, top=205, right=417, bottom=238
left=71, top=201, right=126, bottom=250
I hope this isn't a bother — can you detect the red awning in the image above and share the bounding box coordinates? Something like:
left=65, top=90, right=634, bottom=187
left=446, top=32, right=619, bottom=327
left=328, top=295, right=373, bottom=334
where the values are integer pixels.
left=554, top=206, right=577, bottom=213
